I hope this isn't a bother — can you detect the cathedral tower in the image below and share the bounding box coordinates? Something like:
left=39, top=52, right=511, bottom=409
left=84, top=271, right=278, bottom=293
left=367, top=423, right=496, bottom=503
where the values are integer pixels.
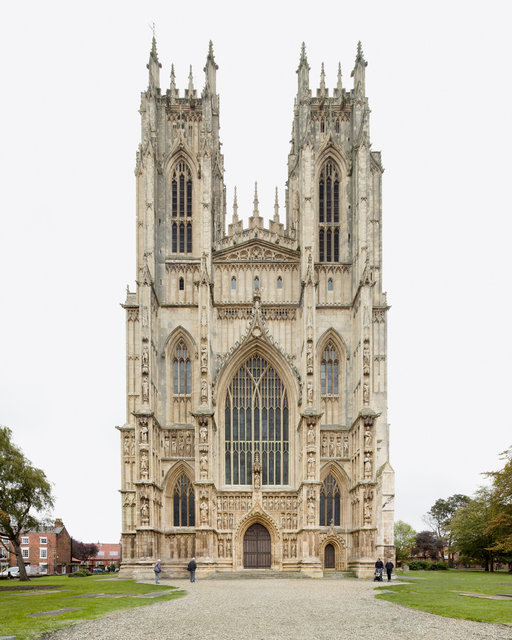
left=118, top=40, right=394, bottom=578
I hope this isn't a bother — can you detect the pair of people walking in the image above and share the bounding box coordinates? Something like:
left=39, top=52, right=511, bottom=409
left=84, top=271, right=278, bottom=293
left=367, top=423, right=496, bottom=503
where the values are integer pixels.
left=375, top=557, right=394, bottom=581
left=154, top=558, right=197, bottom=583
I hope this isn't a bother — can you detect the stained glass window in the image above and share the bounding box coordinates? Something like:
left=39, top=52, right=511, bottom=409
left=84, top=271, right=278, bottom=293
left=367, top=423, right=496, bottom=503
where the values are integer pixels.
left=225, top=355, right=289, bottom=485
left=173, top=340, right=191, bottom=395
left=320, top=474, right=340, bottom=526
left=173, top=474, right=195, bottom=526
left=321, top=341, right=339, bottom=396
left=318, top=161, right=340, bottom=262
left=171, top=161, right=193, bottom=253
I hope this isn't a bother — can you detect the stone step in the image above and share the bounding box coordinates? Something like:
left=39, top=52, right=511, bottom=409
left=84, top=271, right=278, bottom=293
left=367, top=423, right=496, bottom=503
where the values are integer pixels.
left=202, top=570, right=355, bottom=580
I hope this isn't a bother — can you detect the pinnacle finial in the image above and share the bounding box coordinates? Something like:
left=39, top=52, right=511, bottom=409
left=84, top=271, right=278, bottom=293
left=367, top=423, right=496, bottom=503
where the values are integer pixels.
left=274, top=187, right=280, bottom=222
left=253, top=182, right=260, bottom=216
left=298, top=42, right=310, bottom=69
left=147, top=28, right=161, bottom=88
left=337, top=62, right=343, bottom=92
left=233, top=187, right=239, bottom=223
left=188, top=65, right=195, bottom=93
left=355, top=40, right=368, bottom=67
left=320, top=63, right=326, bottom=89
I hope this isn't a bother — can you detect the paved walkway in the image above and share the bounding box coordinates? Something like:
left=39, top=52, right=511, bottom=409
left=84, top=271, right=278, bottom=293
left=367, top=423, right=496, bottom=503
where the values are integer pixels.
left=45, top=577, right=511, bottom=640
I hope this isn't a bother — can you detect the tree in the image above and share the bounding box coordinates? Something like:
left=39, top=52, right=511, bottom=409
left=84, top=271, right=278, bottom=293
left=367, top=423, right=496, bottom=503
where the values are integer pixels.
left=0, top=426, right=54, bottom=581
left=451, top=488, right=496, bottom=571
left=485, top=447, right=512, bottom=558
left=425, top=494, right=470, bottom=566
left=394, top=521, right=416, bottom=564
left=412, top=530, right=444, bottom=560
left=71, top=539, right=99, bottom=564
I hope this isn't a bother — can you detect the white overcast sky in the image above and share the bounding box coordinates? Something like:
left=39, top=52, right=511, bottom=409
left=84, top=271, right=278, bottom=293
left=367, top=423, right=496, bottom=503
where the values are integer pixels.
left=1, top=0, right=511, bottom=543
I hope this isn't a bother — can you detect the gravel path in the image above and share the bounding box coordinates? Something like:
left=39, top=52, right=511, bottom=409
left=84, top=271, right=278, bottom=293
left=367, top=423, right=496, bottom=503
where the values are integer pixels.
left=44, top=577, right=511, bottom=640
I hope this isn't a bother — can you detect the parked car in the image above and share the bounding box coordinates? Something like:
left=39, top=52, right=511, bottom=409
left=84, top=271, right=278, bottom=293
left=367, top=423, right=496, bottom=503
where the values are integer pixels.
left=0, top=566, right=20, bottom=578
left=92, top=568, right=104, bottom=574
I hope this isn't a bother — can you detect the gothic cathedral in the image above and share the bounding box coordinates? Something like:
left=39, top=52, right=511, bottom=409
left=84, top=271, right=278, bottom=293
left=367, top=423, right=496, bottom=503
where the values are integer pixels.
left=118, top=40, right=394, bottom=578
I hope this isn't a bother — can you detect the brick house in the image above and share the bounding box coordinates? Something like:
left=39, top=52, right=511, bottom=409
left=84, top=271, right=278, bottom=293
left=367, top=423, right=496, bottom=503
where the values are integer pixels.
left=8, top=518, right=72, bottom=575
left=88, top=542, right=122, bottom=569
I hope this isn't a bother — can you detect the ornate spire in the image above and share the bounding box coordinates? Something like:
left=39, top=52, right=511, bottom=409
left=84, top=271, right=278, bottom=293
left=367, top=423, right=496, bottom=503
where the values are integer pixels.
left=320, top=63, right=326, bottom=93
left=355, top=41, right=368, bottom=67
left=296, top=42, right=310, bottom=95
left=204, top=40, right=218, bottom=94
left=336, top=62, right=343, bottom=94
left=169, top=64, right=177, bottom=99
left=147, top=34, right=162, bottom=89
left=233, top=187, right=239, bottom=223
left=188, top=65, right=195, bottom=95
left=253, top=182, right=260, bottom=217
left=351, top=40, right=368, bottom=95
left=274, top=187, right=280, bottom=222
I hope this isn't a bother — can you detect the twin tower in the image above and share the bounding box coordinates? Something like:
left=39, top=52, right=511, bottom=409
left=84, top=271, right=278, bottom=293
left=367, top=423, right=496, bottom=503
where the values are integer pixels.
left=118, top=39, right=394, bottom=578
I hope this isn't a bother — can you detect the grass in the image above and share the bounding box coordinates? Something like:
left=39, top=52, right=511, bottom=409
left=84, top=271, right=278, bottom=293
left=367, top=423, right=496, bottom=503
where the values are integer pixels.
left=0, top=574, right=185, bottom=639
left=375, top=570, right=512, bottom=624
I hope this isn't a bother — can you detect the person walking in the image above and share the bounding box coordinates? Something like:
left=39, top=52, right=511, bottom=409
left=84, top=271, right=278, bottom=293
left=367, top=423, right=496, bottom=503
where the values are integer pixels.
left=385, top=559, right=394, bottom=582
left=187, top=557, right=197, bottom=583
left=154, top=559, right=162, bottom=584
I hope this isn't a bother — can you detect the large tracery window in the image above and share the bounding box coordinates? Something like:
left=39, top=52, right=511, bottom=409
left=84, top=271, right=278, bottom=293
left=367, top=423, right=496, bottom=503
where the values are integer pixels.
left=173, top=474, right=195, bottom=526
left=171, top=161, right=193, bottom=253
left=225, top=355, right=289, bottom=486
left=318, top=161, right=340, bottom=262
left=173, top=340, right=191, bottom=395
left=321, top=341, right=339, bottom=396
left=320, top=474, right=340, bottom=526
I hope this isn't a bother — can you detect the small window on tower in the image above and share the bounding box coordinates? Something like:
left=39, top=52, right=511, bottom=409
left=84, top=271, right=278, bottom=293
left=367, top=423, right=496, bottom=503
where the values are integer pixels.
left=231, top=277, right=237, bottom=290
left=277, top=276, right=282, bottom=289
left=328, top=279, right=333, bottom=291
left=179, top=277, right=184, bottom=291
left=254, top=276, right=260, bottom=290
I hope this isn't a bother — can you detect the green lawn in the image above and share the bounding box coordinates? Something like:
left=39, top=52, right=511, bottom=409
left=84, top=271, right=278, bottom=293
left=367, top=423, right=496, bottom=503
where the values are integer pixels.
left=0, top=574, right=185, bottom=639
left=376, top=570, right=512, bottom=624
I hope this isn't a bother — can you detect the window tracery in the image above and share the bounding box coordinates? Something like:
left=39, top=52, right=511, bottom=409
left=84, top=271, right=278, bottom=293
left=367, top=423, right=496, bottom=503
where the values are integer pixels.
left=320, top=474, right=340, bottom=526
left=173, top=340, right=191, bottom=395
left=171, top=161, right=193, bottom=253
left=173, top=474, right=195, bottom=526
left=321, top=341, right=339, bottom=396
left=318, top=161, right=340, bottom=262
left=225, top=355, right=289, bottom=486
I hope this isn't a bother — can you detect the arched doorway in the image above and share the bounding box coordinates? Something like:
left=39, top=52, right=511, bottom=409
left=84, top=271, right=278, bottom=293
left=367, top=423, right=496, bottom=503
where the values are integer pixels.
left=243, top=523, right=271, bottom=568
left=324, top=543, right=335, bottom=569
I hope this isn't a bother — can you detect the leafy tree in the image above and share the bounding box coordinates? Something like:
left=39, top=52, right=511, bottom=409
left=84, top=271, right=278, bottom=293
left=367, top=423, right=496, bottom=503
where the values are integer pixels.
left=0, top=426, right=54, bottom=581
left=71, top=539, right=99, bottom=564
left=394, top=521, right=416, bottom=563
left=412, top=530, right=444, bottom=560
left=485, top=447, right=512, bottom=557
left=451, top=487, right=496, bottom=571
left=425, top=494, right=470, bottom=566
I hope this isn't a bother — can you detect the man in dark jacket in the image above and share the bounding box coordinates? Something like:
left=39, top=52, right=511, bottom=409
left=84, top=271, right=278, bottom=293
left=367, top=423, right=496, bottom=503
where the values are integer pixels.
left=385, top=560, right=394, bottom=581
left=187, top=557, right=197, bottom=583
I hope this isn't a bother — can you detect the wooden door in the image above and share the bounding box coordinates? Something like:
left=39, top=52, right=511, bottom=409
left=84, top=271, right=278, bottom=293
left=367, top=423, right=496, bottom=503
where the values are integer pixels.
left=324, top=543, right=335, bottom=569
left=243, top=523, right=271, bottom=568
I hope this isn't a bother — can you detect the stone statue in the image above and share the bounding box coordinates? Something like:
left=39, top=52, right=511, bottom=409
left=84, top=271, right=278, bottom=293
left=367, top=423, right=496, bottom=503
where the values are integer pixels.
left=364, top=430, right=372, bottom=449
left=200, top=500, right=208, bottom=524
left=307, top=380, right=313, bottom=405
left=307, top=426, right=315, bottom=445
left=200, top=454, right=208, bottom=479
left=140, top=451, right=149, bottom=478
left=321, top=434, right=327, bottom=457
left=123, top=434, right=130, bottom=455
left=199, top=426, right=208, bottom=443
left=140, top=422, right=148, bottom=443
left=343, top=437, right=349, bottom=457
left=307, top=454, right=315, bottom=478
left=364, top=455, right=372, bottom=479
left=140, top=500, right=149, bottom=525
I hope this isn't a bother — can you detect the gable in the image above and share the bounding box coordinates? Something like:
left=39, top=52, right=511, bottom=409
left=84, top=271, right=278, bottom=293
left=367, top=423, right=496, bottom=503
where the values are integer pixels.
left=213, top=238, right=299, bottom=264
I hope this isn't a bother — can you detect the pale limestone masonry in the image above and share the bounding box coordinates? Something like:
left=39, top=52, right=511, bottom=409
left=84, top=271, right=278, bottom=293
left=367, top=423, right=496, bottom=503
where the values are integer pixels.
left=118, top=40, right=394, bottom=579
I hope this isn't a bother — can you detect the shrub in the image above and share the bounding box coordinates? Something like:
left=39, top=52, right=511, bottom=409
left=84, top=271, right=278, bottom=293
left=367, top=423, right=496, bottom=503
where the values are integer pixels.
left=68, top=569, right=91, bottom=577
left=429, top=561, right=449, bottom=570
left=408, top=560, right=429, bottom=570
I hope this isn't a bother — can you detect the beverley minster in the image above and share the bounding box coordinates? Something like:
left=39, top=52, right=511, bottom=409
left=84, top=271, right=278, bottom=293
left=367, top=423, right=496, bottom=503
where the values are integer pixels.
left=118, top=39, right=394, bottom=579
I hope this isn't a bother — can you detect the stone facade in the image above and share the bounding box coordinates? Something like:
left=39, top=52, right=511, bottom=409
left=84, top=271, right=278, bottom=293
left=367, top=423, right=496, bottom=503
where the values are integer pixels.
left=118, top=40, right=394, bottom=579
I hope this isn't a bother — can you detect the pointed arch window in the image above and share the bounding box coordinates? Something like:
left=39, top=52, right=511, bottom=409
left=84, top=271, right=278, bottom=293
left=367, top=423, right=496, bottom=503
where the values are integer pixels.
left=171, top=161, right=193, bottom=253
left=321, top=341, right=339, bottom=396
left=173, top=339, right=191, bottom=395
left=318, top=161, right=340, bottom=262
left=320, top=474, right=340, bottom=526
left=173, top=474, right=195, bottom=526
left=225, top=355, right=289, bottom=486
